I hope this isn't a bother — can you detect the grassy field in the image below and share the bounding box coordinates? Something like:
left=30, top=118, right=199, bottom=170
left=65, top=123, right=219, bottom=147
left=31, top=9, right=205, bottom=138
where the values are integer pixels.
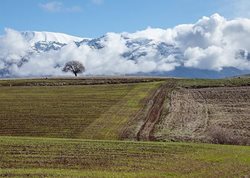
left=0, top=81, right=161, bottom=140
left=0, top=78, right=250, bottom=177
left=0, top=136, right=250, bottom=178
left=176, top=77, right=250, bottom=88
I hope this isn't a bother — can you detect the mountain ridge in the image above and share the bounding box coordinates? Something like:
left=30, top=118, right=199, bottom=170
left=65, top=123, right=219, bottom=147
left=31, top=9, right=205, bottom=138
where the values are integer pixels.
left=1, top=14, right=250, bottom=78
left=21, top=31, right=86, bottom=45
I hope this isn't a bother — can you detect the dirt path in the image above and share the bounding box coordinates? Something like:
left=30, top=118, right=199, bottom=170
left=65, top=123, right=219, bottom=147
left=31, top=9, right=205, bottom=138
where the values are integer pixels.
left=136, top=85, right=166, bottom=141
left=136, top=81, right=176, bottom=141
left=121, top=81, right=250, bottom=144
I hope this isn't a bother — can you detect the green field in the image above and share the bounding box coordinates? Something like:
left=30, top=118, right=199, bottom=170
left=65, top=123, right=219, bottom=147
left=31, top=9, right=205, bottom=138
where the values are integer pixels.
left=0, top=136, right=250, bottom=178
left=0, top=81, right=161, bottom=140
left=0, top=78, right=250, bottom=177
left=176, top=77, right=250, bottom=88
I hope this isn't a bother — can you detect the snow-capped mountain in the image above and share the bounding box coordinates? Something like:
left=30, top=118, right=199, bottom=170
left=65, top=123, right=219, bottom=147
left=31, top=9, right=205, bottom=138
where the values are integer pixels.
left=21, top=31, right=84, bottom=45
left=122, top=38, right=183, bottom=61
left=1, top=14, right=250, bottom=78
left=20, top=31, right=88, bottom=53
left=25, top=32, right=183, bottom=61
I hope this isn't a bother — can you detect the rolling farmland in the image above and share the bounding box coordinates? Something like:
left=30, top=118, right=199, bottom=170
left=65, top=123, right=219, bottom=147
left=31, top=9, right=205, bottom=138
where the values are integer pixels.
left=0, top=80, right=162, bottom=140
left=154, top=86, right=250, bottom=144
left=0, top=77, right=250, bottom=177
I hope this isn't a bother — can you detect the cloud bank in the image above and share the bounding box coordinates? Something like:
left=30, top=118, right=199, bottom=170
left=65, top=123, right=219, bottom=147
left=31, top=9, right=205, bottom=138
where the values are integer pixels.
left=1, top=14, right=250, bottom=77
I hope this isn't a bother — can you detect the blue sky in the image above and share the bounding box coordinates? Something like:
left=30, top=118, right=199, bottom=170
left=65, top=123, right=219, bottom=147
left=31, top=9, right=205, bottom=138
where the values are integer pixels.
left=0, top=0, right=248, bottom=38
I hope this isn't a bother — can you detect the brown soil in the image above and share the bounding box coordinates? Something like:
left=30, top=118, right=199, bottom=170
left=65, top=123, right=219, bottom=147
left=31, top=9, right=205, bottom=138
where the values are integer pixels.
left=120, top=80, right=176, bottom=141
left=136, top=85, right=167, bottom=141
left=154, top=86, right=250, bottom=144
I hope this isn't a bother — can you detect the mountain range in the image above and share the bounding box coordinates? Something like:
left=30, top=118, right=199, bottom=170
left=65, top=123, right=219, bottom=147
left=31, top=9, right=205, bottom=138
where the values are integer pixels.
left=1, top=14, right=250, bottom=78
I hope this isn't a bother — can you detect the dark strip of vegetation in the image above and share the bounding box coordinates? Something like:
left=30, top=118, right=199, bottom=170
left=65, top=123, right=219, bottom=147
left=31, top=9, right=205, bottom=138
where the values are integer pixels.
left=0, top=77, right=166, bottom=87
left=176, top=78, right=250, bottom=88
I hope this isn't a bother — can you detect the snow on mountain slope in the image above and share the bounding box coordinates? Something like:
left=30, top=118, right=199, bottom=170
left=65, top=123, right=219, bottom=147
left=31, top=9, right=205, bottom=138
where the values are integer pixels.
left=1, top=14, right=250, bottom=78
left=21, top=31, right=84, bottom=45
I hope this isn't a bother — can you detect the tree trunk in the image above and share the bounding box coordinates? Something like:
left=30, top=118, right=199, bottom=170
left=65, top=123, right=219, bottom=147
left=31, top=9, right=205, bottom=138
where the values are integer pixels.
left=74, top=72, right=77, bottom=77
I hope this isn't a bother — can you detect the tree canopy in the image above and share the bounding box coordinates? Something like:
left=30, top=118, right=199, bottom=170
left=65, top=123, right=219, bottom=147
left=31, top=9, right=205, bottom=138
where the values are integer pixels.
left=62, top=61, right=85, bottom=77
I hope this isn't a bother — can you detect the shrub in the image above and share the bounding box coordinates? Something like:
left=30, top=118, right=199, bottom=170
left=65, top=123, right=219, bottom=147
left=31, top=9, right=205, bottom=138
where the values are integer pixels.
left=208, top=126, right=249, bottom=145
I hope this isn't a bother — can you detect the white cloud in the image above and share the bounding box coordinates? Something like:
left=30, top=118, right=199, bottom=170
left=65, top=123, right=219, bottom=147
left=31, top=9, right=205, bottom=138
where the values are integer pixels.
left=91, top=0, right=103, bottom=5
left=0, top=29, right=29, bottom=71
left=184, top=46, right=225, bottom=70
left=39, top=1, right=62, bottom=12
left=1, top=14, right=250, bottom=77
left=39, top=1, right=82, bottom=13
left=125, top=27, right=175, bottom=44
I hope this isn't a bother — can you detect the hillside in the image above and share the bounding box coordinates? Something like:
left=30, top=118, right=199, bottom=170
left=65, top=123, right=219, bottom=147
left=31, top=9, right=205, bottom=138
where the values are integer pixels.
left=0, top=77, right=250, bottom=177
left=0, top=79, right=162, bottom=140
left=0, top=77, right=249, bottom=143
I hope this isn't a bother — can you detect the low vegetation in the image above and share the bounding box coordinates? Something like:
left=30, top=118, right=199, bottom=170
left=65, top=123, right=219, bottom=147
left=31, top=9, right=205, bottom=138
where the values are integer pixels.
left=0, top=136, right=250, bottom=178
left=0, top=77, right=165, bottom=87
left=176, top=77, right=250, bottom=88
left=0, top=77, right=250, bottom=177
left=0, top=81, right=161, bottom=139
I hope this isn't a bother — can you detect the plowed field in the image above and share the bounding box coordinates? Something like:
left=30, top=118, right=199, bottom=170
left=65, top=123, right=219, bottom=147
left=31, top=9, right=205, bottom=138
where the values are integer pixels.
left=154, top=86, right=250, bottom=144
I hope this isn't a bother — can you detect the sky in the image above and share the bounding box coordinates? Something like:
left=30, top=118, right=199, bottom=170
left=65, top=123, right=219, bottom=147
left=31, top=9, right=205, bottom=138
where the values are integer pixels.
left=0, top=0, right=248, bottom=38
left=1, top=0, right=250, bottom=78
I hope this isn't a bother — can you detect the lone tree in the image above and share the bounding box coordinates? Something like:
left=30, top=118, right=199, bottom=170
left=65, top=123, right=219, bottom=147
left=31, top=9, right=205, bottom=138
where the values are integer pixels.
left=62, top=60, right=85, bottom=77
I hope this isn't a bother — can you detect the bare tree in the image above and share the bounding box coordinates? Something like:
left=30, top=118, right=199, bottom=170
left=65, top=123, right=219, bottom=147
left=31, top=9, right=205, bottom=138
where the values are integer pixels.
left=62, top=61, right=85, bottom=77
